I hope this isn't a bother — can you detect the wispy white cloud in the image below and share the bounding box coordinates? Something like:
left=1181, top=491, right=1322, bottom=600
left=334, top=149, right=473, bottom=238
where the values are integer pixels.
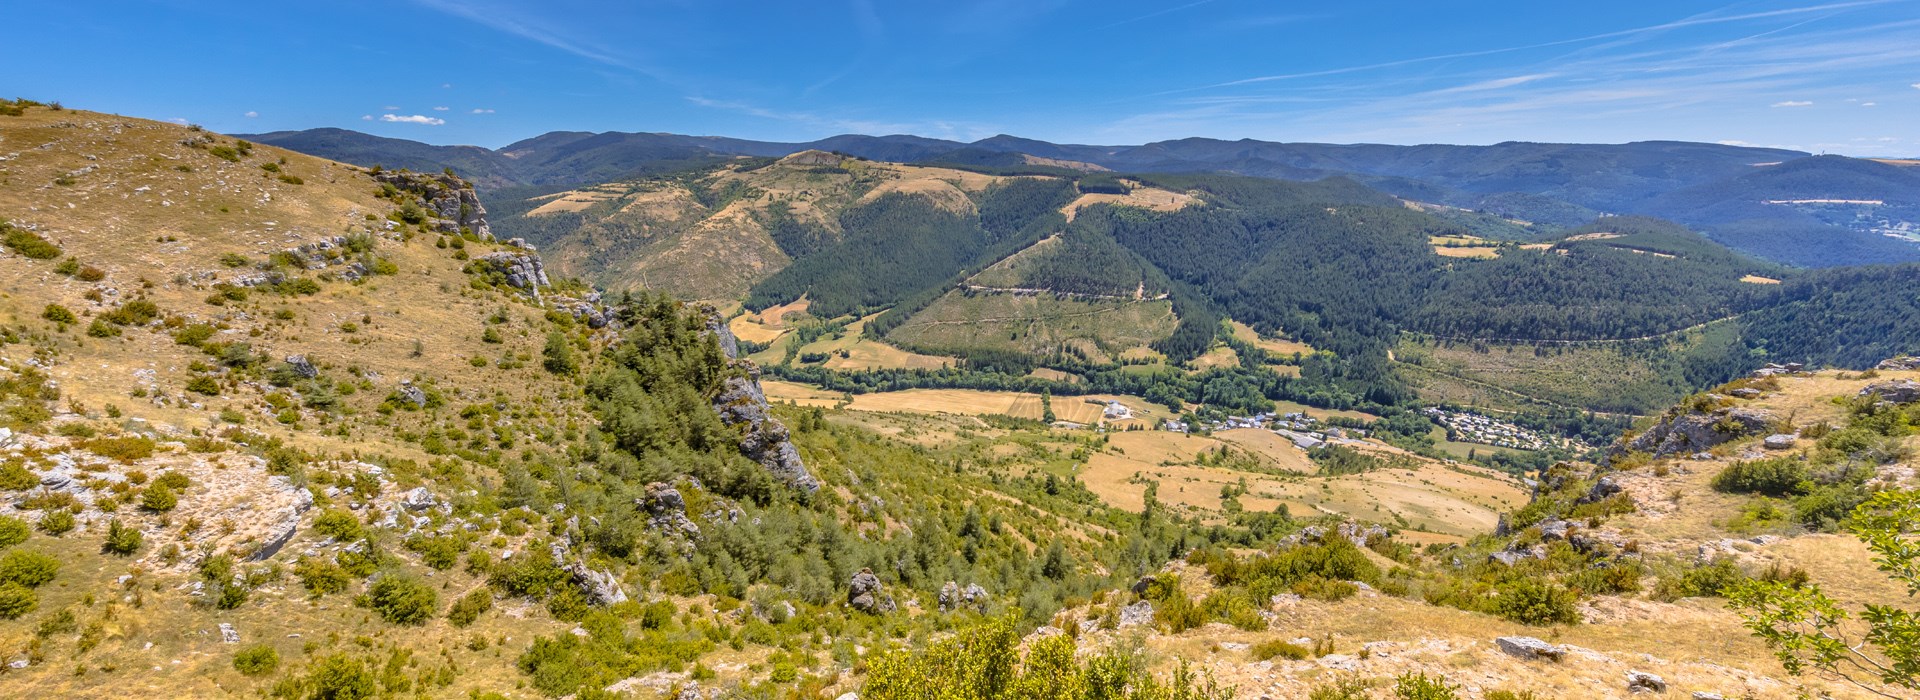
left=471, top=108, right=495, bottom=114
left=1096, top=0, right=1215, bottom=31
left=410, top=0, right=667, bottom=81
left=432, top=106, right=449, bottom=111
left=1433, top=74, right=1556, bottom=94
left=1912, top=82, right=1920, bottom=89
left=1771, top=100, right=1814, bottom=107
left=243, top=110, right=259, bottom=118
left=382, top=105, right=401, bottom=111
left=1096, top=3, right=1920, bottom=152
left=361, top=115, right=373, bottom=121
left=381, top=114, right=446, bottom=125
left=1862, top=101, right=1878, bottom=106
left=1153, top=0, right=1902, bottom=96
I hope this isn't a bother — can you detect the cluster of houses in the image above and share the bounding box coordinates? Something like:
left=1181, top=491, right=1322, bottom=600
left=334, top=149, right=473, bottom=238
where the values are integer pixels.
left=1160, top=410, right=1366, bottom=451
left=1422, top=407, right=1585, bottom=452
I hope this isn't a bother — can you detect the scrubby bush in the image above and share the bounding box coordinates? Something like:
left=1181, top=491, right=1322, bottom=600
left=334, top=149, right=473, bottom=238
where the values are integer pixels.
left=103, top=518, right=143, bottom=555
left=1394, top=672, right=1460, bottom=700
left=41, top=304, right=75, bottom=324
left=0, top=463, right=35, bottom=491
left=1490, top=578, right=1578, bottom=626
left=0, top=583, right=36, bottom=619
left=311, top=509, right=365, bottom=542
left=140, top=484, right=178, bottom=512
left=233, top=644, right=279, bottom=676
left=2, top=225, right=62, bottom=259
left=366, top=575, right=437, bottom=625
left=1250, top=638, right=1313, bottom=660
left=82, top=435, right=155, bottom=462
left=447, top=588, right=493, bottom=627
left=37, top=510, right=73, bottom=536
left=293, top=557, right=351, bottom=596
left=0, top=516, right=27, bottom=547
left=304, top=654, right=376, bottom=699
left=1713, top=458, right=1809, bottom=496
left=0, top=550, right=60, bottom=587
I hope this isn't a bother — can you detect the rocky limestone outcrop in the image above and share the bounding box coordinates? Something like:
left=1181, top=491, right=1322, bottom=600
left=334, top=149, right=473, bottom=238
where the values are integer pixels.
left=706, top=311, right=820, bottom=492
left=938, top=581, right=990, bottom=613
left=1875, top=356, right=1920, bottom=371
left=549, top=541, right=628, bottom=606
left=474, top=251, right=550, bottom=292
left=640, top=482, right=701, bottom=538
left=848, top=568, right=895, bottom=614
left=1614, top=398, right=1774, bottom=458
left=1860, top=379, right=1920, bottom=405
left=1495, top=636, right=1566, bottom=662
left=373, top=170, right=492, bottom=239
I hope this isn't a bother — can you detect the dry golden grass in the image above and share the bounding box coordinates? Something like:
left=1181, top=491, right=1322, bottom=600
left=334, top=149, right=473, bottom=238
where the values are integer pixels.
left=1072, top=428, right=1523, bottom=532
left=1740, top=274, right=1782, bottom=284
left=1059, top=182, right=1198, bottom=222
left=1435, top=245, right=1501, bottom=259
left=1226, top=320, right=1314, bottom=357
left=1027, top=367, right=1081, bottom=383
left=1187, top=345, right=1240, bottom=370
left=761, top=380, right=845, bottom=407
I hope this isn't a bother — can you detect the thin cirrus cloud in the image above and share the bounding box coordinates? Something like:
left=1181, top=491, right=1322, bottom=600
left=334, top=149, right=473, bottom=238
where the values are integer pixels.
left=1096, top=3, right=1920, bottom=149
left=471, top=108, right=496, bottom=114
left=381, top=114, right=446, bottom=125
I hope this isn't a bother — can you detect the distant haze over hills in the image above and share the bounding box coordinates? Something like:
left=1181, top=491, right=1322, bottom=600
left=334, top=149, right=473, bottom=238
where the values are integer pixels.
left=242, top=127, right=1920, bottom=268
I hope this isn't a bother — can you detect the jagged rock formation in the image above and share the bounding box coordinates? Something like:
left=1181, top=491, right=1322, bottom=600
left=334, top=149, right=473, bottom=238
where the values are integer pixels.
left=937, top=581, right=990, bottom=613
left=1860, top=379, right=1920, bottom=405
left=705, top=310, right=820, bottom=492
left=1875, top=356, right=1920, bottom=370
left=848, top=568, right=895, bottom=614
left=641, top=482, right=701, bottom=538
left=550, top=541, right=628, bottom=606
left=1615, top=397, right=1775, bottom=458
left=475, top=251, right=550, bottom=292
left=373, top=169, right=492, bottom=238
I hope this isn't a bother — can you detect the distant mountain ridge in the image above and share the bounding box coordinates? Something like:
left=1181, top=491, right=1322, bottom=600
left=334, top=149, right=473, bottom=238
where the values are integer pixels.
left=241, top=127, right=1920, bottom=267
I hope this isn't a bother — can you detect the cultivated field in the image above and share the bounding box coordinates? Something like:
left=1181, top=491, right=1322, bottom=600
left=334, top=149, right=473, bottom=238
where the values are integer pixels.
left=886, top=290, right=1175, bottom=362
left=1074, top=429, right=1525, bottom=537
left=1059, top=182, right=1198, bottom=221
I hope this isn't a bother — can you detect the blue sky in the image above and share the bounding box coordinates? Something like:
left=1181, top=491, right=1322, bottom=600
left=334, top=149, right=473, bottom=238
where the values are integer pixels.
left=9, top=0, right=1920, bottom=154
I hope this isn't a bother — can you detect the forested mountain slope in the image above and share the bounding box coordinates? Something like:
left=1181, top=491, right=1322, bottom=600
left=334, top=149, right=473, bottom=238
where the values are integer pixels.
left=252, top=126, right=1920, bottom=267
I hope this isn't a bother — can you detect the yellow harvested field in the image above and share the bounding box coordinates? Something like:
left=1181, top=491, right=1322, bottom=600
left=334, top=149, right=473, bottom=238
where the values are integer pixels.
left=1061, top=183, right=1198, bottom=221
left=1519, top=242, right=1554, bottom=250
left=819, top=388, right=1164, bottom=426
left=1074, top=430, right=1525, bottom=535
left=1565, top=231, right=1623, bottom=241
left=728, top=315, right=788, bottom=344
left=1272, top=400, right=1379, bottom=422
left=1226, top=320, right=1314, bottom=356
left=526, top=188, right=621, bottom=215
left=1189, top=345, right=1239, bottom=370
left=1435, top=245, right=1500, bottom=259
left=857, top=177, right=976, bottom=215
left=786, top=313, right=956, bottom=371
left=754, top=297, right=810, bottom=325
left=1022, top=154, right=1109, bottom=172
left=761, top=380, right=844, bottom=407
left=1740, top=274, right=1781, bottom=284
left=819, top=339, right=954, bottom=371
left=1028, top=367, right=1082, bottom=383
